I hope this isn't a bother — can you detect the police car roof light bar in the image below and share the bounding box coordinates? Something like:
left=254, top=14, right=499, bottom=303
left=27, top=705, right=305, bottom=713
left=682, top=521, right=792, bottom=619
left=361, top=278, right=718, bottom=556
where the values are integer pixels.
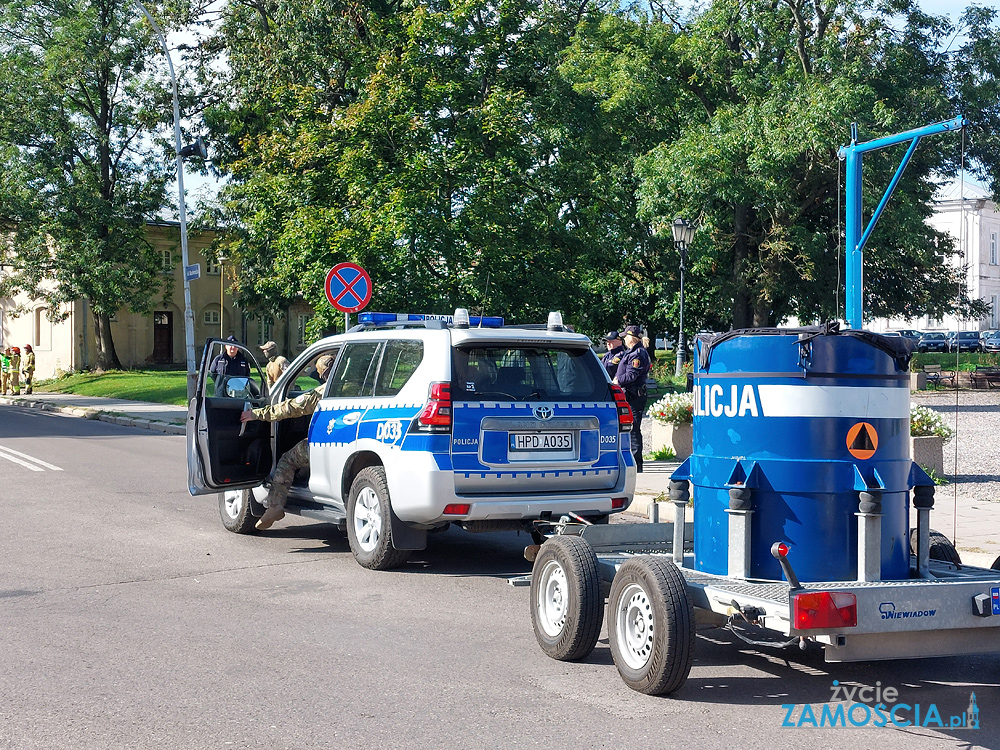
left=838, top=116, right=966, bottom=329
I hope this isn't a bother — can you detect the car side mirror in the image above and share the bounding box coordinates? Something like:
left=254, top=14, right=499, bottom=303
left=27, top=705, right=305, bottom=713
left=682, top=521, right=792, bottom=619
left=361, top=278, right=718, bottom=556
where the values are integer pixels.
left=225, top=377, right=252, bottom=399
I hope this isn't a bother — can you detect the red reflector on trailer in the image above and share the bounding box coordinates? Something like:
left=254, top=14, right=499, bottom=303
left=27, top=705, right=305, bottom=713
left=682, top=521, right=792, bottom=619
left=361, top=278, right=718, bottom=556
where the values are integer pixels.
left=775, top=542, right=789, bottom=558
left=443, top=504, right=470, bottom=515
left=793, top=591, right=857, bottom=630
left=611, top=497, right=627, bottom=510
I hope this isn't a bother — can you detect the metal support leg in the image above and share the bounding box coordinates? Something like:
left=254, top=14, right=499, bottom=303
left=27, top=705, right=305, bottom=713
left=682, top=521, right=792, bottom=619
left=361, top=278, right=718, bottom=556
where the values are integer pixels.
left=916, top=507, right=931, bottom=578
left=857, top=512, right=882, bottom=582
left=725, top=508, right=753, bottom=579
left=672, top=500, right=686, bottom=566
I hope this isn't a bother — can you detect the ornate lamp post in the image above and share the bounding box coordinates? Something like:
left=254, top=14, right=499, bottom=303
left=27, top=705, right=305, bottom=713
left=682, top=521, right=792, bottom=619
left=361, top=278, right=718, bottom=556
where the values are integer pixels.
left=671, top=218, right=695, bottom=377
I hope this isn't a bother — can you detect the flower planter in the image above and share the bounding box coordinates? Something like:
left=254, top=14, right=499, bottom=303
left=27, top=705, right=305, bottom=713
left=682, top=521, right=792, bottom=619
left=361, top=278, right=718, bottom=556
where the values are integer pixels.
left=651, top=421, right=692, bottom=461
left=910, top=435, right=944, bottom=476
left=910, top=371, right=927, bottom=391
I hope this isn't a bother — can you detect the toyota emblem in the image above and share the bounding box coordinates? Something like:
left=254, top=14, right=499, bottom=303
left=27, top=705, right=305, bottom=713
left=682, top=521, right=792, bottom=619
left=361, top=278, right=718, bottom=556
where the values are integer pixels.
left=533, top=405, right=553, bottom=421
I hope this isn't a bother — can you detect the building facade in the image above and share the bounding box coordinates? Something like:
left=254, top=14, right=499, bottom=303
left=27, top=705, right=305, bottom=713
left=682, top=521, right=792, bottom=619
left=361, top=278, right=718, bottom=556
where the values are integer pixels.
left=873, top=180, right=1000, bottom=333
left=0, top=222, right=316, bottom=380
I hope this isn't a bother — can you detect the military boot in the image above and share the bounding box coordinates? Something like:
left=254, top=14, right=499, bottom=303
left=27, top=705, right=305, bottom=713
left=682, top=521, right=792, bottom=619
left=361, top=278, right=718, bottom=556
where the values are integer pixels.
left=255, top=505, right=285, bottom=530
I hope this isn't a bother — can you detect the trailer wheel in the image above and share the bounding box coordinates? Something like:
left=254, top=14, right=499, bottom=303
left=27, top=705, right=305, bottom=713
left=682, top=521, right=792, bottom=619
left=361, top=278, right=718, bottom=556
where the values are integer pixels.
left=530, top=536, right=602, bottom=661
left=607, top=556, right=694, bottom=695
left=910, top=528, right=962, bottom=565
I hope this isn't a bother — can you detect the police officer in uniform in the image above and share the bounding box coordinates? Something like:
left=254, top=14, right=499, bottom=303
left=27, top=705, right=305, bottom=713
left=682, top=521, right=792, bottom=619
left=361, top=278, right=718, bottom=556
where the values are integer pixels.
left=600, top=331, right=624, bottom=379
left=239, top=353, right=335, bottom=530
left=613, top=325, right=652, bottom=472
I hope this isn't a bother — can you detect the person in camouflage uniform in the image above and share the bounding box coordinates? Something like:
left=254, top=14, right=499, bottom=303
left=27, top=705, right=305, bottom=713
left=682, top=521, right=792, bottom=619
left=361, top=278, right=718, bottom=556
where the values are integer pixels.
left=21, top=345, right=34, bottom=394
left=259, top=340, right=289, bottom=387
left=239, top=353, right=336, bottom=530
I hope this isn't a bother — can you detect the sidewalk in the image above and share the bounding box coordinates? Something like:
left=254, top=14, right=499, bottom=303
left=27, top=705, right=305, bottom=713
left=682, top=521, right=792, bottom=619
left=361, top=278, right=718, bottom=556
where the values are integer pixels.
left=0, top=392, right=186, bottom=435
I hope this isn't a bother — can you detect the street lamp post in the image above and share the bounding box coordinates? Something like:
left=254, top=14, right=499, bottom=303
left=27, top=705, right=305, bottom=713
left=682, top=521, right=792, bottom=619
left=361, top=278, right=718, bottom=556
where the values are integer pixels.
left=134, top=1, right=198, bottom=402
left=671, top=218, right=695, bottom=377
left=218, top=255, right=227, bottom=338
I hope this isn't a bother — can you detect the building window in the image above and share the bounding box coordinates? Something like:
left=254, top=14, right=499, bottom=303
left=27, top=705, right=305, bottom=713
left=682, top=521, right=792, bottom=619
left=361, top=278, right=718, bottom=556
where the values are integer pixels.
left=206, top=259, right=221, bottom=275
left=160, top=249, right=174, bottom=273
left=296, top=314, right=312, bottom=346
left=991, top=232, right=998, bottom=266
left=34, top=307, right=51, bottom=349
left=257, top=317, right=273, bottom=346
left=204, top=310, right=220, bottom=326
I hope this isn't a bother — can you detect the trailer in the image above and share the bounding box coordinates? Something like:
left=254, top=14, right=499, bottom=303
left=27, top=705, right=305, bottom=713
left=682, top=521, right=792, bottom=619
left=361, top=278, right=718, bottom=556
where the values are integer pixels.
left=525, top=117, right=1000, bottom=695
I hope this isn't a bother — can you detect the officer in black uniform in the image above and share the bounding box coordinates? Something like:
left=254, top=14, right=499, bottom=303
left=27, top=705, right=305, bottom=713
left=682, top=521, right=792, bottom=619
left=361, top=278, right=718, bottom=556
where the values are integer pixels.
left=614, top=325, right=652, bottom=472
left=600, top=331, right=624, bottom=379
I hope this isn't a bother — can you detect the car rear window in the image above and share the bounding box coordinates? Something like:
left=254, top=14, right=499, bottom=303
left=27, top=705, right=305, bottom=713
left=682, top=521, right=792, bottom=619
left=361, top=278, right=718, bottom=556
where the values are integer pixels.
left=451, top=346, right=610, bottom=402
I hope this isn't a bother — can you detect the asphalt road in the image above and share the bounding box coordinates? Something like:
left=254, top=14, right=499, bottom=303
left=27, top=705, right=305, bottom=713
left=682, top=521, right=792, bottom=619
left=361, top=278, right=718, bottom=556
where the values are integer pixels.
left=0, top=404, right=995, bottom=749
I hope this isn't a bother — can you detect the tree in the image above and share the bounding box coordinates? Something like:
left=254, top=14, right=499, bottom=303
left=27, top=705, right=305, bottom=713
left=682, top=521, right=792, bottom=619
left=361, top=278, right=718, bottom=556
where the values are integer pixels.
left=0, top=0, right=187, bottom=369
left=633, top=0, right=999, bottom=329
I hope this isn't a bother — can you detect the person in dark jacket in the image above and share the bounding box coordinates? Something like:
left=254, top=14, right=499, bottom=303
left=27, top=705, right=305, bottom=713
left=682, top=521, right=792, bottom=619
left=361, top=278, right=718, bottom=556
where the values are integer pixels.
left=209, top=335, right=251, bottom=393
left=613, top=325, right=652, bottom=472
left=600, top=331, right=624, bottom=379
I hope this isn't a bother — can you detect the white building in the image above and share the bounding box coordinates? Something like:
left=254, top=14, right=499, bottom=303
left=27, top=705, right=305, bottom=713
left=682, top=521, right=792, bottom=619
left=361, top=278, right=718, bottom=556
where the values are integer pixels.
left=875, top=179, right=1000, bottom=333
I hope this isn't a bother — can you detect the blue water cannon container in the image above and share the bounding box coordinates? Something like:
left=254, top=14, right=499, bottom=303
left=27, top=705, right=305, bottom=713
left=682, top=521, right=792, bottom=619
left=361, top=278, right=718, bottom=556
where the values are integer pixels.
left=686, top=325, right=913, bottom=582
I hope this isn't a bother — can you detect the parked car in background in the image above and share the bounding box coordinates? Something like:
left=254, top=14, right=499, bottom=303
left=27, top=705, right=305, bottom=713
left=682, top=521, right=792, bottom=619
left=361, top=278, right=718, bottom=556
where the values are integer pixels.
left=887, top=329, right=923, bottom=344
left=983, top=332, right=1000, bottom=353
left=950, top=331, right=982, bottom=353
left=917, top=332, right=948, bottom=353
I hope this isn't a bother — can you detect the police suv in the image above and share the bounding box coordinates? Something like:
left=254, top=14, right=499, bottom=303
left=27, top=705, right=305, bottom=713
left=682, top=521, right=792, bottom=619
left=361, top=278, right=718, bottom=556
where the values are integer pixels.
left=187, top=310, right=637, bottom=569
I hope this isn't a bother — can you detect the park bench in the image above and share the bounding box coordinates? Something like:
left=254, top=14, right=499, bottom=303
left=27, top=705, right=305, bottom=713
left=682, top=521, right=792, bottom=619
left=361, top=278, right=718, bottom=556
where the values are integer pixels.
left=923, top=364, right=955, bottom=387
left=970, top=366, right=1000, bottom=389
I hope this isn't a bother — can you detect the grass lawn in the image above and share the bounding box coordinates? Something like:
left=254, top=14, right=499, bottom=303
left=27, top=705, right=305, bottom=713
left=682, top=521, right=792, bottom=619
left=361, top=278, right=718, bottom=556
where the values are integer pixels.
left=35, top=369, right=189, bottom=406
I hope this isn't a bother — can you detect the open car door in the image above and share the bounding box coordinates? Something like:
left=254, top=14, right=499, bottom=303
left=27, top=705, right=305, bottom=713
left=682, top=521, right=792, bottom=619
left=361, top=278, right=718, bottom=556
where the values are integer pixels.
left=187, top=338, right=271, bottom=496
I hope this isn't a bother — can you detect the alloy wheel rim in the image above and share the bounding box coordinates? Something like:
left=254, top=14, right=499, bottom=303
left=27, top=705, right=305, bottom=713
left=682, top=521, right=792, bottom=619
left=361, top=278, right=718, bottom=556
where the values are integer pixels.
left=354, top=487, right=382, bottom=552
left=224, top=490, right=243, bottom=520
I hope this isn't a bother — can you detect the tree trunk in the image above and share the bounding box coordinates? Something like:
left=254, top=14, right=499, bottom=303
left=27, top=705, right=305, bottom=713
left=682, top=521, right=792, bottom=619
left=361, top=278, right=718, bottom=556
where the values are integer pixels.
left=92, top=309, right=123, bottom=370
left=732, top=203, right=752, bottom=328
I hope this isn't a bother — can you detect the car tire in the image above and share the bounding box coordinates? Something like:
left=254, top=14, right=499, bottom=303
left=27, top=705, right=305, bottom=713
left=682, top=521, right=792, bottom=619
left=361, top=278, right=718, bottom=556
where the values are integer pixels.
left=219, top=489, right=259, bottom=534
left=991, top=555, right=1000, bottom=571
left=530, top=535, right=603, bottom=661
left=909, top=528, right=962, bottom=565
left=607, top=556, right=694, bottom=695
left=347, top=466, right=411, bottom=570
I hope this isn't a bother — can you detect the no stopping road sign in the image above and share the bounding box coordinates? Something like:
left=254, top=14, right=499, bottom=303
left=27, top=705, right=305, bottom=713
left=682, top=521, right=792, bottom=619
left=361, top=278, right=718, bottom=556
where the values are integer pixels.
left=324, top=262, right=373, bottom=314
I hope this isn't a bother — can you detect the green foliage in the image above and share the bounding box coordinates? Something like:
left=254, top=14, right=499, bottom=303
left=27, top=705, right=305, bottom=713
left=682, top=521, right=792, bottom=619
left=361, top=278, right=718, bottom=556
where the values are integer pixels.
left=645, top=445, right=676, bottom=461
left=910, top=404, right=954, bottom=441
left=920, top=466, right=949, bottom=486
left=0, top=0, right=190, bottom=367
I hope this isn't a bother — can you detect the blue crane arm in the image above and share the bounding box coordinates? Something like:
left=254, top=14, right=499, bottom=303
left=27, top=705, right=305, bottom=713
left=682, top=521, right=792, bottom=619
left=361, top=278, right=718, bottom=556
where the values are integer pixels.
left=837, top=116, right=967, bottom=329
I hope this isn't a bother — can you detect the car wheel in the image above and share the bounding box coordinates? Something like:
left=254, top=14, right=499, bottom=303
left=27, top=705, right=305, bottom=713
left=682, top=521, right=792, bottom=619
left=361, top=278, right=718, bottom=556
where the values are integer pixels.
left=530, top=535, right=603, bottom=661
left=607, top=556, right=694, bottom=695
left=346, top=466, right=411, bottom=570
left=909, top=528, right=962, bottom=566
left=219, top=489, right=258, bottom=534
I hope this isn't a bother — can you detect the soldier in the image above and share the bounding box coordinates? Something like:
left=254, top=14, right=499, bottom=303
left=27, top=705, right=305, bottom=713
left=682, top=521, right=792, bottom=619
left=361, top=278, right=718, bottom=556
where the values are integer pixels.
left=259, top=340, right=290, bottom=387
left=600, top=331, right=624, bottom=379
left=613, top=325, right=652, bottom=472
left=0, top=347, right=9, bottom=395
left=21, top=345, right=34, bottom=394
left=8, top=347, right=20, bottom=395
left=239, top=353, right=335, bottom=530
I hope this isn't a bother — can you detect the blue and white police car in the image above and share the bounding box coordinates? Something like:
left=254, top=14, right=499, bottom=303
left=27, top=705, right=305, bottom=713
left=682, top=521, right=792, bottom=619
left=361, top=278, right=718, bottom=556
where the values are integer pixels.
left=187, top=309, right=637, bottom=569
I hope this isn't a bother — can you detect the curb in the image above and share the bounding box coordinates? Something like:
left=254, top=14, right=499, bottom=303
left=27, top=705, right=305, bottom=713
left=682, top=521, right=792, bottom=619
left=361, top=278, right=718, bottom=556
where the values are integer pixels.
left=0, top=396, right=185, bottom=435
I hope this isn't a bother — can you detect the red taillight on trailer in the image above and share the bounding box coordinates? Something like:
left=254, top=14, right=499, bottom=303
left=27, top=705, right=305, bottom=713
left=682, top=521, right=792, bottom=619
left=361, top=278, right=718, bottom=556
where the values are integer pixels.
left=611, top=385, right=633, bottom=432
left=443, top=504, right=470, bottom=515
left=415, top=382, right=452, bottom=431
left=793, top=591, right=857, bottom=630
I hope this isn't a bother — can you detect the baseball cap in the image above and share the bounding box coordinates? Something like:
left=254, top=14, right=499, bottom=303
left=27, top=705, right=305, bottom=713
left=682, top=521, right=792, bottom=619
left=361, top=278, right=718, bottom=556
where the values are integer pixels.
left=622, top=325, right=642, bottom=337
left=316, top=355, right=335, bottom=378
left=603, top=330, right=621, bottom=341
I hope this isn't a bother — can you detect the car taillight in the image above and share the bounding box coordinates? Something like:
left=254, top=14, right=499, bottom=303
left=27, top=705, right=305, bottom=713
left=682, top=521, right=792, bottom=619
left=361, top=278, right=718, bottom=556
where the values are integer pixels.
left=611, top=385, right=633, bottom=432
left=443, top=504, right=470, bottom=515
left=793, top=591, right=857, bottom=630
left=414, top=382, right=452, bottom=432
left=611, top=497, right=627, bottom=510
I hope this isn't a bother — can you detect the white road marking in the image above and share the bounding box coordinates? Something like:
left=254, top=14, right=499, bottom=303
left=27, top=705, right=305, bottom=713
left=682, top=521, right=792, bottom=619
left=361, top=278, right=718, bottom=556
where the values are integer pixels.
left=0, top=445, right=63, bottom=471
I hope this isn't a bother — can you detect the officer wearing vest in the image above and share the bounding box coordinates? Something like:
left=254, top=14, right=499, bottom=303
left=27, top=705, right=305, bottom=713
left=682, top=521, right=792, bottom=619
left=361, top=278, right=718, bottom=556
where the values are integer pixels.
left=600, top=331, right=624, bottom=379
left=613, top=325, right=651, bottom=472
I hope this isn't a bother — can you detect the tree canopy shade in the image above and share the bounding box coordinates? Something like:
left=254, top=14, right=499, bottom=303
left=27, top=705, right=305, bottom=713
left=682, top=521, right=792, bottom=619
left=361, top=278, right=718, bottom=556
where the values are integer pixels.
left=0, top=0, right=190, bottom=369
left=198, top=0, right=1000, bottom=339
